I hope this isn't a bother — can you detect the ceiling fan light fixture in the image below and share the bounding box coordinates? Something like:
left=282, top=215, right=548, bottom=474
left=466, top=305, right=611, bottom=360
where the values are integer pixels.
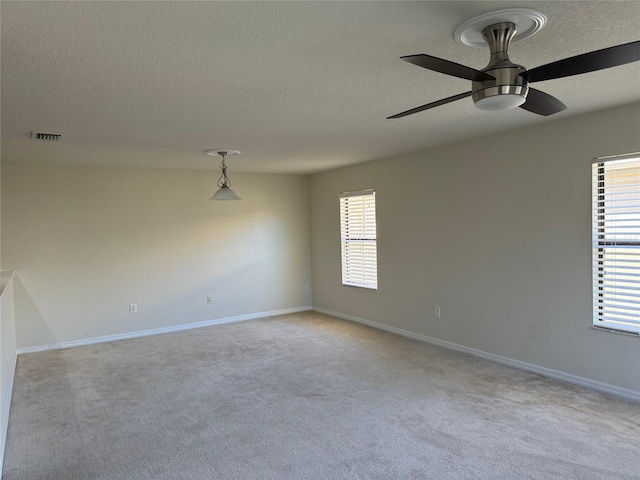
left=473, top=86, right=528, bottom=111
left=474, top=93, right=526, bottom=111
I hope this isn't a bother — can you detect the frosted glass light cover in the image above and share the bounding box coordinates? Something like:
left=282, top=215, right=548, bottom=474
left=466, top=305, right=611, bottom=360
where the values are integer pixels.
left=475, top=94, right=526, bottom=111
left=210, top=186, right=241, bottom=201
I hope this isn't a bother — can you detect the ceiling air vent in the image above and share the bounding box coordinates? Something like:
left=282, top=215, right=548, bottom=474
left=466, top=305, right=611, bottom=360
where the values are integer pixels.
left=31, top=132, right=64, bottom=141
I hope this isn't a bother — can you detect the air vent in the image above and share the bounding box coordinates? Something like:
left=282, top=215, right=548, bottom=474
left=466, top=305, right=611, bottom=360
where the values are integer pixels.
left=31, top=132, right=64, bottom=141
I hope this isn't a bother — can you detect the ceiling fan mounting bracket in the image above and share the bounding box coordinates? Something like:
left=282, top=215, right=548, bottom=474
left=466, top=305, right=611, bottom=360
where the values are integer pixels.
left=454, top=8, right=547, bottom=48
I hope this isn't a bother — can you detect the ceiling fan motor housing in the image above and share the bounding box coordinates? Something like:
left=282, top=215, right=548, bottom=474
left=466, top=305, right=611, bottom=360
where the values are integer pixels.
left=472, top=22, right=529, bottom=111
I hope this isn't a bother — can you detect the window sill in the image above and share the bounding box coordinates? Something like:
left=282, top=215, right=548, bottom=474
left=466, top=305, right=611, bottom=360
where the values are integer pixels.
left=341, top=283, right=378, bottom=291
left=591, top=326, right=639, bottom=337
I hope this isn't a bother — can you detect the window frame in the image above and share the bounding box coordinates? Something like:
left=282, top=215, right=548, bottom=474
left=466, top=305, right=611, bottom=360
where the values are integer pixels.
left=339, top=189, right=378, bottom=290
left=592, top=153, right=640, bottom=335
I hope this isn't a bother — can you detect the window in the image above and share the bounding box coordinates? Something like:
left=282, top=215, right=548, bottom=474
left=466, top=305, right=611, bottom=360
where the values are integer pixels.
left=340, top=189, right=377, bottom=290
left=592, top=155, right=640, bottom=334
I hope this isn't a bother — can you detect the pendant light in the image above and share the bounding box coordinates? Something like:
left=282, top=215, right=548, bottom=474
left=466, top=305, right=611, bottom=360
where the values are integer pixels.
left=206, top=150, right=241, bottom=201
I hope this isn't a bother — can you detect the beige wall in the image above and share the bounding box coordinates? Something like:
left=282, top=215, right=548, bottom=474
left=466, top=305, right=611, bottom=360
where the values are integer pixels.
left=310, top=103, right=640, bottom=392
left=1, top=164, right=312, bottom=349
left=3, top=104, right=639, bottom=393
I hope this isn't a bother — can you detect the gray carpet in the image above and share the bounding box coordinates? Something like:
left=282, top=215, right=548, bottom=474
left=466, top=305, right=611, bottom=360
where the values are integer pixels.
left=3, top=311, right=639, bottom=479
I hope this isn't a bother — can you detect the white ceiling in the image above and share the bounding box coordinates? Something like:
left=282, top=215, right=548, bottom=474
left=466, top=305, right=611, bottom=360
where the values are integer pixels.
left=2, top=1, right=639, bottom=174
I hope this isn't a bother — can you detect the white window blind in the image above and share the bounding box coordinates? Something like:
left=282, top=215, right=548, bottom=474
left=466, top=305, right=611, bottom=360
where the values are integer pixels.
left=340, top=190, right=377, bottom=290
left=592, top=155, right=640, bottom=334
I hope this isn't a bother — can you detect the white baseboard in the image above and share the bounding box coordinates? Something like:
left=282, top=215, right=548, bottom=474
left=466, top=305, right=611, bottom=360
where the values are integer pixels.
left=313, top=307, right=640, bottom=403
left=17, top=306, right=313, bottom=355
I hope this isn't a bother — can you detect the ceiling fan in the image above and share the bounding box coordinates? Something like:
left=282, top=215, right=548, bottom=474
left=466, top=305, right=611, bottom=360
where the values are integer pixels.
left=388, top=9, right=640, bottom=119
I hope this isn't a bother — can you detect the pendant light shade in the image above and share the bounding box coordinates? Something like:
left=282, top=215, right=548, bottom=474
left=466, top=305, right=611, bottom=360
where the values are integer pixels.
left=206, top=150, right=241, bottom=201
left=209, top=185, right=241, bottom=201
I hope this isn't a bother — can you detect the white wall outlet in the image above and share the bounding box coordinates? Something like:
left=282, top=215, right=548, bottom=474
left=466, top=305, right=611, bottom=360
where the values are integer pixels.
left=129, top=303, right=138, bottom=314
left=434, top=306, right=441, bottom=318
left=305, top=283, right=310, bottom=291
left=206, top=295, right=213, bottom=304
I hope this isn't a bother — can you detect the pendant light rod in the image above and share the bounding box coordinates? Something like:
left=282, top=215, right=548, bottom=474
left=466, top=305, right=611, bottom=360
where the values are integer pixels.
left=217, top=152, right=232, bottom=188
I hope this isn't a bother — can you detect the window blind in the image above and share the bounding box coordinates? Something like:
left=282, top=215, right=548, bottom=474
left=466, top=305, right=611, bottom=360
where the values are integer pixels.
left=592, top=155, right=640, bottom=334
left=340, top=190, right=377, bottom=290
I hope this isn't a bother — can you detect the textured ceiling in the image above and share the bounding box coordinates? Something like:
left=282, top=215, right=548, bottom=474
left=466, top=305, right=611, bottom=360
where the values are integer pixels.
left=1, top=1, right=639, bottom=174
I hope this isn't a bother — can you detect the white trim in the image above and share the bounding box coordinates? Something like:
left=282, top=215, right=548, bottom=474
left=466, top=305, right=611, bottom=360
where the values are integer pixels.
left=340, top=188, right=375, bottom=198
left=593, top=151, right=640, bottom=162
left=0, top=270, right=18, bottom=479
left=314, top=307, right=640, bottom=403
left=0, top=270, right=16, bottom=297
left=0, top=352, right=16, bottom=477
left=591, top=325, right=639, bottom=337
left=17, top=306, right=312, bottom=355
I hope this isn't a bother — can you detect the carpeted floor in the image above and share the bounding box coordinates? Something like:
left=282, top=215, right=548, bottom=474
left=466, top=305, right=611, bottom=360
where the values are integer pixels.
left=3, top=311, right=639, bottom=479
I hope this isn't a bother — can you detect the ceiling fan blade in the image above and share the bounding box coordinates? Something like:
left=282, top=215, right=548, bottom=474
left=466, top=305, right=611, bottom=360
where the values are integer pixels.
left=519, top=88, right=567, bottom=116
left=387, top=92, right=472, bottom=119
left=526, top=40, right=640, bottom=83
left=401, top=54, right=494, bottom=81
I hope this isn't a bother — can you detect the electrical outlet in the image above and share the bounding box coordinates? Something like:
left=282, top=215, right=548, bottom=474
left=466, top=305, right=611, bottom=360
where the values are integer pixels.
left=433, top=306, right=441, bottom=318
left=129, top=303, right=138, bottom=314
left=305, top=283, right=310, bottom=291
left=206, top=295, right=213, bottom=304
